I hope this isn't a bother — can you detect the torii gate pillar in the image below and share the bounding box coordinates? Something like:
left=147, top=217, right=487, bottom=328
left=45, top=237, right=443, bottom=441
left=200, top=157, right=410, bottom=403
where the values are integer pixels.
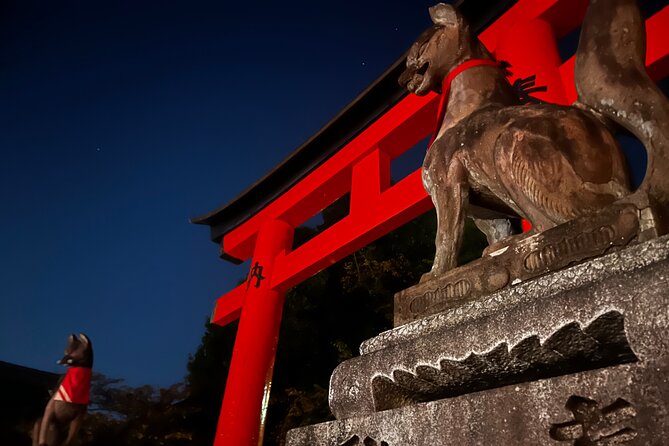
left=214, top=219, right=294, bottom=446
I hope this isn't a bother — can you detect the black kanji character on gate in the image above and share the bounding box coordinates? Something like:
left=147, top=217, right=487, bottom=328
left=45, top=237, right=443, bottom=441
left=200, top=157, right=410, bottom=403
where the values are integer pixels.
left=246, top=261, right=266, bottom=290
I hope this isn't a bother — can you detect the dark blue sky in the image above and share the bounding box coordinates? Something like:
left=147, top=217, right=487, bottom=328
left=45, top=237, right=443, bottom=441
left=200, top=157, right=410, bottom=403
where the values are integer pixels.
left=0, top=1, right=435, bottom=387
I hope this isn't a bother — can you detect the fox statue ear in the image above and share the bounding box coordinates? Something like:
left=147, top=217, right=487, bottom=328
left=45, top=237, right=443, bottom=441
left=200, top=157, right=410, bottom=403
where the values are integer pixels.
left=68, top=333, right=77, bottom=344
left=429, top=3, right=458, bottom=26
left=79, top=333, right=90, bottom=344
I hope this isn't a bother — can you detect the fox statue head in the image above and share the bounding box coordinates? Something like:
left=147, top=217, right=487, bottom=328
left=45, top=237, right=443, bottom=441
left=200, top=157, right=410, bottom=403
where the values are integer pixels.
left=57, top=333, right=93, bottom=369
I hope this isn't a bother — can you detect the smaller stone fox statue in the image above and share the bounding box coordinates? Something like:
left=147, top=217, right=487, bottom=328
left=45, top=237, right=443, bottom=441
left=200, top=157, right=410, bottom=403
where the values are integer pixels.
left=33, top=333, right=93, bottom=446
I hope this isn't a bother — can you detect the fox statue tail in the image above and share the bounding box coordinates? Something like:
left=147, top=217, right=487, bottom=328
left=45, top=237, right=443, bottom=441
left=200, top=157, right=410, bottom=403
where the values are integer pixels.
left=575, top=0, right=669, bottom=226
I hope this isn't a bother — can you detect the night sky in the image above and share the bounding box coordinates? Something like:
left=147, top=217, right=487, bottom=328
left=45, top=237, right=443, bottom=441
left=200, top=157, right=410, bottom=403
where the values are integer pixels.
left=0, top=1, right=436, bottom=387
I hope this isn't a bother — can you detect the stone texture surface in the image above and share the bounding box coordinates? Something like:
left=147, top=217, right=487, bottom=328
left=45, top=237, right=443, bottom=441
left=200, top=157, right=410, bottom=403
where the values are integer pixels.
left=285, top=236, right=669, bottom=445
left=370, top=310, right=637, bottom=414
left=288, top=359, right=668, bottom=445
left=394, top=203, right=644, bottom=326
left=364, top=234, right=669, bottom=355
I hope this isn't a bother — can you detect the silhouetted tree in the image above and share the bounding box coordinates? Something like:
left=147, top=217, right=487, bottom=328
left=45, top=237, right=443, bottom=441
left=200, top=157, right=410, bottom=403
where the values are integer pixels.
left=76, top=373, right=192, bottom=446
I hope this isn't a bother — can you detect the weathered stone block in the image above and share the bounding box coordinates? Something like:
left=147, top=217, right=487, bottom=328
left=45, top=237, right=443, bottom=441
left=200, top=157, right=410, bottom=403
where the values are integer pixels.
left=286, top=235, right=669, bottom=445
left=394, top=203, right=648, bottom=326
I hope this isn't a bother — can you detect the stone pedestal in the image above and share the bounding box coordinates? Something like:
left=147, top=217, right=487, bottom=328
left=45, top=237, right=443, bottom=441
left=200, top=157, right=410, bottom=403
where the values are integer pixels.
left=286, top=235, right=669, bottom=445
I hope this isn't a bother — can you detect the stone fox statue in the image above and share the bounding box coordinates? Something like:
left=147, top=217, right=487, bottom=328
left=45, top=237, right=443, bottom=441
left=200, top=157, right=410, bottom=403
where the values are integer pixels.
left=399, top=0, right=669, bottom=282
left=33, top=333, right=93, bottom=446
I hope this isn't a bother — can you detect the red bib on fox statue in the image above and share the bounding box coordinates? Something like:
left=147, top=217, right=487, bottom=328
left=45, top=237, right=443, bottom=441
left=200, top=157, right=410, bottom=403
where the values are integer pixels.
left=54, top=366, right=92, bottom=405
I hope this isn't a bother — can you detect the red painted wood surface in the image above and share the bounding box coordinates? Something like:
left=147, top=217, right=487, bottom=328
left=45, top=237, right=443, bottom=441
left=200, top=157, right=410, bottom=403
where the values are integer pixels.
left=215, top=220, right=293, bottom=445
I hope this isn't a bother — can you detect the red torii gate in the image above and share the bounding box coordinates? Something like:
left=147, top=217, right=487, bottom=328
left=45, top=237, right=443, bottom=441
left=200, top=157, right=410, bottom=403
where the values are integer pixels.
left=193, top=0, right=669, bottom=444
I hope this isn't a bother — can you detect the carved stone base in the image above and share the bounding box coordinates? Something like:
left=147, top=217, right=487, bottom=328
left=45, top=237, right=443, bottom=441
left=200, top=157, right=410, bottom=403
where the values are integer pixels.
left=394, top=201, right=660, bottom=326
left=288, top=362, right=667, bottom=445
left=286, top=235, right=669, bottom=445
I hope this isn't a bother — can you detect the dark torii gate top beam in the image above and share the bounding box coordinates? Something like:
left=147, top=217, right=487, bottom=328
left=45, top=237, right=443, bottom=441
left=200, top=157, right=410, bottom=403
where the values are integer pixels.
left=192, top=1, right=669, bottom=444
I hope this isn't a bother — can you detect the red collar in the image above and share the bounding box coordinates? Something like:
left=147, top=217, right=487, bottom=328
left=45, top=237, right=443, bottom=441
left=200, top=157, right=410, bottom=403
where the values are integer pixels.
left=429, top=58, right=499, bottom=147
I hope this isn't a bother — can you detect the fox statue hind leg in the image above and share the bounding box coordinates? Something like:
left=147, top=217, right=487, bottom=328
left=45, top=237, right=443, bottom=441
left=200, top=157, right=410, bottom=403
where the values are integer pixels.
left=575, top=0, right=669, bottom=229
